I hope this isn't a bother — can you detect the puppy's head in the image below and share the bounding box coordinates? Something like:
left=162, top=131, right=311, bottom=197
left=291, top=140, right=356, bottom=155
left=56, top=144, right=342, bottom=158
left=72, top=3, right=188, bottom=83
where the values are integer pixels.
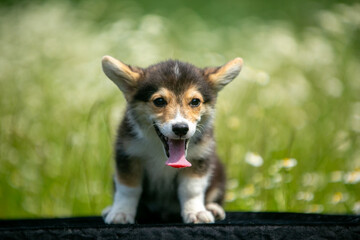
left=102, top=56, right=243, bottom=167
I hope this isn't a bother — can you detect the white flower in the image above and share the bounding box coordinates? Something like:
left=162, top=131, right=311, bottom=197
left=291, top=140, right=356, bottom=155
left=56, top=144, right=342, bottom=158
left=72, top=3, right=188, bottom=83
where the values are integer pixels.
left=227, top=179, right=239, bottom=190
left=306, top=204, right=324, bottom=213
left=245, top=152, right=263, bottom=167
left=344, top=170, right=360, bottom=184
left=225, top=191, right=237, bottom=202
left=302, top=172, right=323, bottom=187
left=240, top=184, right=256, bottom=198
left=331, top=192, right=348, bottom=204
left=296, top=191, right=314, bottom=201
left=279, top=158, right=297, bottom=169
left=353, top=202, right=360, bottom=214
left=330, top=171, right=343, bottom=182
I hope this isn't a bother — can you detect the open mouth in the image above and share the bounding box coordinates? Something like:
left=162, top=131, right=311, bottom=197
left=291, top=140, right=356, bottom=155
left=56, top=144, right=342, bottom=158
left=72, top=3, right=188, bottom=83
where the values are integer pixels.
left=154, top=124, right=191, bottom=168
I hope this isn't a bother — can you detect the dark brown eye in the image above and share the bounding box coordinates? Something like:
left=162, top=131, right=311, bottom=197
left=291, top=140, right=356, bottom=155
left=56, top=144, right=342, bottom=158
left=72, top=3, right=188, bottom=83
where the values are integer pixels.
left=153, top=97, right=167, bottom=107
left=190, top=98, right=201, bottom=107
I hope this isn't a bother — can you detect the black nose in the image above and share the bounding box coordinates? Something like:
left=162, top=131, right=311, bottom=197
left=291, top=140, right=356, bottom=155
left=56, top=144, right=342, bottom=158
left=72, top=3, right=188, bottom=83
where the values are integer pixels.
left=172, top=123, right=189, bottom=137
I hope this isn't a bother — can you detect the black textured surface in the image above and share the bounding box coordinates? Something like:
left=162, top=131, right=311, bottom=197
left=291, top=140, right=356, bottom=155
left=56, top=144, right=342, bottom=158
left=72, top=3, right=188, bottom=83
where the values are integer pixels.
left=1, top=212, right=359, bottom=239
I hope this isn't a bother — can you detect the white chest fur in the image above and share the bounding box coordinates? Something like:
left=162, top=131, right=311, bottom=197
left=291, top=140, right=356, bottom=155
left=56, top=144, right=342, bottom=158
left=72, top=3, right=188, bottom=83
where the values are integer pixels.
left=125, top=130, right=179, bottom=192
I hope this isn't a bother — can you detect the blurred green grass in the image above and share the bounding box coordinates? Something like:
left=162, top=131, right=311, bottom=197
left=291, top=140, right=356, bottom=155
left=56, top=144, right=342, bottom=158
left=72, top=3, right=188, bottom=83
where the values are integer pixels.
left=0, top=0, right=359, bottom=218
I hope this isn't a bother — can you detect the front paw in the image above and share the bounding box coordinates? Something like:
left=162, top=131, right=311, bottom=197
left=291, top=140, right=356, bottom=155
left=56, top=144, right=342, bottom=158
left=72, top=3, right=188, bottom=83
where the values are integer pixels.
left=102, top=205, right=135, bottom=224
left=183, top=210, right=215, bottom=224
left=206, top=203, right=226, bottom=220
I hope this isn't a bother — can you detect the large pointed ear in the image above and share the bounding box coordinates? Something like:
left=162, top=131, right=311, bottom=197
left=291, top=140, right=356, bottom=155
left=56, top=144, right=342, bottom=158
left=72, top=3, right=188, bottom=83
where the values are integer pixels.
left=204, top=58, right=243, bottom=91
left=102, top=55, right=143, bottom=97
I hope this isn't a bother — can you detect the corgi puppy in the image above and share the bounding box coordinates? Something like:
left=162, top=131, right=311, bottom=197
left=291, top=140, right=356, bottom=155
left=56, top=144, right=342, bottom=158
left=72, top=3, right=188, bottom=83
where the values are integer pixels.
left=101, top=56, right=243, bottom=224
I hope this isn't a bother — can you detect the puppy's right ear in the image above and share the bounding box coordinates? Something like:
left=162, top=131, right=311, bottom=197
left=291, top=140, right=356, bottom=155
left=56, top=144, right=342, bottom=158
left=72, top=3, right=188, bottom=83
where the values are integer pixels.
left=102, top=55, right=142, bottom=98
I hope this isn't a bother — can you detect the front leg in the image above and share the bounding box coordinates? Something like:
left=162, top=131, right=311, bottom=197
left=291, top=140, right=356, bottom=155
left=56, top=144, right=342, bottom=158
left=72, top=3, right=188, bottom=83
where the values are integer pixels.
left=102, top=176, right=142, bottom=224
left=103, top=149, right=143, bottom=224
left=178, top=172, right=214, bottom=223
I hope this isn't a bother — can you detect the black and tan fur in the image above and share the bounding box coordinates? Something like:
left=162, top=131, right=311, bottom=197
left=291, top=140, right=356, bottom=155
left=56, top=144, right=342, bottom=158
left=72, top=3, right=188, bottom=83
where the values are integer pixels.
left=101, top=56, right=243, bottom=224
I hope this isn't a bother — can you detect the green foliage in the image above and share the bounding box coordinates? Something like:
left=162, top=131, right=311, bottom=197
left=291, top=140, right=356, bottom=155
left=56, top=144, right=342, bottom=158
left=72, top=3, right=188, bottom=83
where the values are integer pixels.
left=0, top=1, right=359, bottom=218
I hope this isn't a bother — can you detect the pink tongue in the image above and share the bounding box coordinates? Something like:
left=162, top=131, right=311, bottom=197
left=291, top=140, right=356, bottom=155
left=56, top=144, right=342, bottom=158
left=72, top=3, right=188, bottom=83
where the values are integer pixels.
left=165, top=140, right=192, bottom=168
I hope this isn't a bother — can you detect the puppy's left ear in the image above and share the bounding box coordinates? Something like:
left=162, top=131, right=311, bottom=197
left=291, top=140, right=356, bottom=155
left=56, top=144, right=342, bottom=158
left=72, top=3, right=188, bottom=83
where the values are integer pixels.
left=204, top=58, right=243, bottom=91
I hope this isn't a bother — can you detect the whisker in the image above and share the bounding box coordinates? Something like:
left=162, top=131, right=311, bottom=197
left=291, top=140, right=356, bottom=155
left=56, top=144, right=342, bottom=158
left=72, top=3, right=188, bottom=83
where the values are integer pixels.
left=196, top=124, right=206, bottom=133
left=195, top=128, right=203, bottom=135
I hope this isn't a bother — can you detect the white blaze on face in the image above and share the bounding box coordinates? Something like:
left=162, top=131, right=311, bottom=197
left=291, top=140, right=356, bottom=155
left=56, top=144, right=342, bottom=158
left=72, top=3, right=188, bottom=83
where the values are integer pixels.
left=174, top=62, right=180, bottom=79
left=160, top=109, right=196, bottom=140
left=158, top=109, right=197, bottom=168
